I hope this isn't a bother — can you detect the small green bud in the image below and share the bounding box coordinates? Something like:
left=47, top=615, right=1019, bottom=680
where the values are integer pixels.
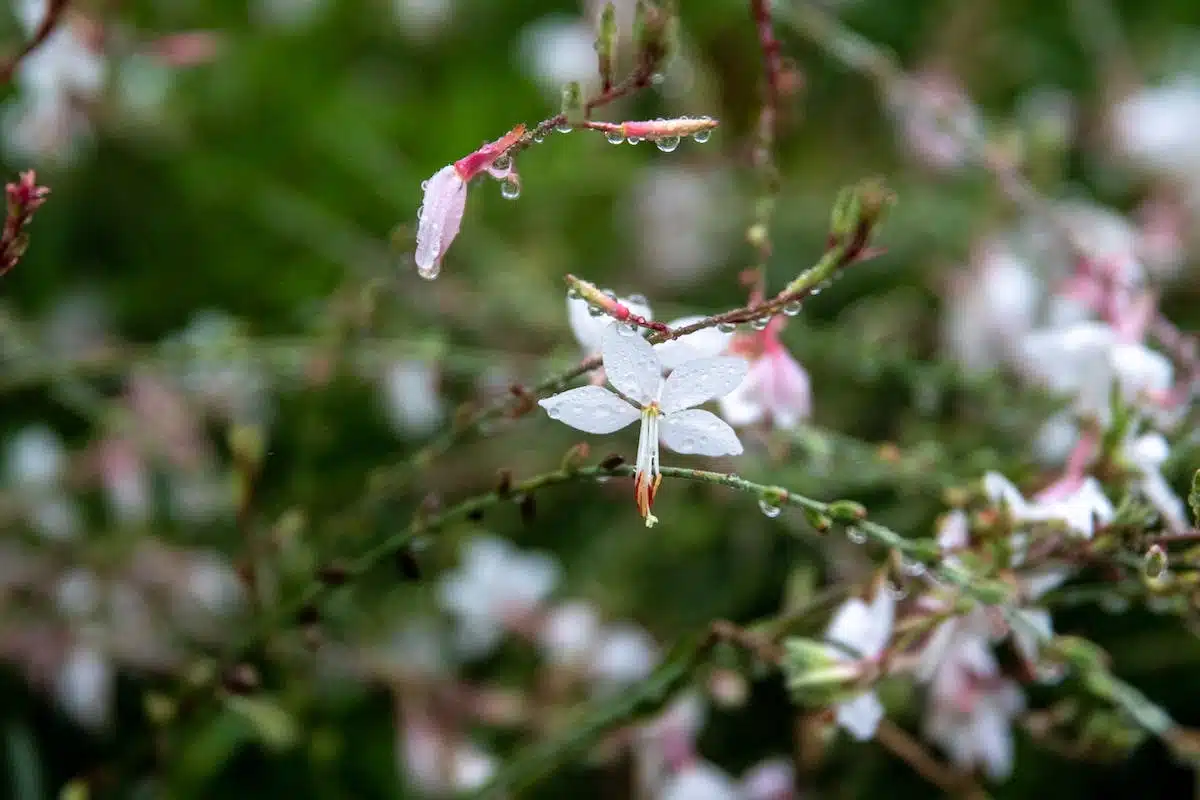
left=595, top=3, right=617, bottom=90
left=1144, top=544, right=1168, bottom=580
left=229, top=424, right=265, bottom=468
left=906, top=538, right=943, bottom=564
left=781, top=638, right=861, bottom=706
left=1190, top=469, right=1200, bottom=526
left=1047, top=635, right=1109, bottom=673
left=561, top=81, right=584, bottom=127
left=827, top=500, right=867, bottom=523
left=802, top=507, right=833, bottom=532
left=971, top=579, right=1015, bottom=605
left=560, top=441, right=591, bottom=472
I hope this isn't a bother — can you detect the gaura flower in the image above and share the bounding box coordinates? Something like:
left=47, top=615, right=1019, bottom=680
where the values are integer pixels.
left=414, top=125, right=525, bottom=279
left=719, top=316, right=811, bottom=429
left=568, top=296, right=732, bottom=371
left=539, top=325, right=746, bottom=527
left=823, top=589, right=895, bottom=740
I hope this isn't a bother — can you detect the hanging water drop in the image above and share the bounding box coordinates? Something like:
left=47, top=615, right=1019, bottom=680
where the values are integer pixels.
left=783, top=302, right=802, bottom=317
left=500, top=178, right=520, bottom=200
left=417, top=262, right=441, bottom=281
left=533, top=132, right=545, bottom=143
left=757, top=498, right=782, bottom=518
left=655, top=136, right=681, bottom=153
left=605, top=130, right=626, bottom=145
left=627, top=136, right=643, bottom=145
left=692, top=129, right=711, bottom=144
left=886, top=581, right=907, bottom=600
left=751, top=316, right=770, bottom=331
left=556, top=123, right=573, bottom=134
left=421, top=179, right=429, bottom=190
left=492, top=154, right=512, bottom=173
left=717, top=322, right=737, bottom=333
left=846, top=527, right=867, bottom=545
left=651, top=72, right=665, bottom=85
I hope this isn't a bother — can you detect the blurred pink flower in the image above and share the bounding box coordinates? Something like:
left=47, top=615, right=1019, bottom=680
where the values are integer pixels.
left=719, top=318, right=811, bottom=429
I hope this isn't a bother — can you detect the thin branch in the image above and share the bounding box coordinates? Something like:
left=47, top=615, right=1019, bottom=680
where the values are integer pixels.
left=0, top=0, right=70, bottom=86
left=875, top=720, right=991, bottom=799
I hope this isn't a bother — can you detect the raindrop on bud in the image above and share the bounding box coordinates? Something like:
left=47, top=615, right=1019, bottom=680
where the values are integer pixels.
left=417, top=262, right=440, bottom=281
left=628, top=136, right=643, bottom=145
left=556, top=123, right=573, bottom=134
left=605, top=130, right=626, bottom=145
left=533, top=132, right=545, bottom=143
left=492, top=154, right=512, bottom=172
left=783, top=302, right=802, bottom=317
left=751, top=317, right=770, bottom=331
left=500, top=178, right=521, bottom=200
left=846, top=527, right=867, bottom=545
left=651, top=72, right=665, bottom=85
left=758, top=498, right=782, bottom=518
left=717, top=322, right=737, bottom=333
left=692, top=129, right=711, bottom=143
left=655, top=136, right=681, bottom=153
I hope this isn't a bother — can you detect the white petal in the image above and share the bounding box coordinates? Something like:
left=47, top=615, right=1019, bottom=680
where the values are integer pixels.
left=659, top=356, right=749, bottom=414
left=1112, top=342, right=1173, bottom=399
left=654, top=315, right=732, bottom=369
left=1129, top=433, right=1170, bottom=469
left=568, top=295, right=652, bottom=354
left=975, top=703, right=1016, bottom=780
left=825, top=598, right=872, bottom=656
left=600, top=324, right=662, bottom=405
left=717, top=362, right=766, bottom=427
left=982, top=472, right=1026, bottom=516
left=836, top=691, right=883, bottom=740
left=862, top=588, right=896, bottom=658
left=1011, top=607, right=1053, bottom=668
left=937, top=510, right=969, bottom=552
left=659, top=409, right=743, bottom=457
left=538, top=386, right=639, bottom=434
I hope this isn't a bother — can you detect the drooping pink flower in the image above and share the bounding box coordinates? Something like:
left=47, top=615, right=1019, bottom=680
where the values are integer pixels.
left=414, top=125, right=524, bottom=279
left=719, top=317, right=812, bottom=429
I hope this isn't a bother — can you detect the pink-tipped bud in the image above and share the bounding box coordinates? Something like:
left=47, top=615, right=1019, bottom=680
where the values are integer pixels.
left=585, top=116, right=717, bottom=146
left=414, top=165, right=466, bottom=281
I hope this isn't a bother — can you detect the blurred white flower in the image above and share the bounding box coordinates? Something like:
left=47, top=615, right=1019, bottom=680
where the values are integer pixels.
left=97, top=437, right=152, bottom=526
left=888, top=71, right=982, bottom=171
left=942, top=244, right=1040, bottom=372
left=436, top=535, right=560, bottom=658
left=983, top=471, right=1114, bottom=540
left=55, top=642, right=113, bottom=730
left=924, top=629, right=1024, bottom=781
left=4, top=0, right=107, bottom=163
left=382, top=359, right=444, bottom=437
left=537, top=600, right=602, bottom=666
left=659, top=761, right=742, bottom=800
left=1123, top=432, right=1187, bottom=531
left=630, top=166, right=737, bottom=284
left=398, top=710, right=497, bottom=796
left=1018, top=321, right=1173, bottom=424
left=739, top=758, right=795, bottom=800
left=5, top=425, right=81, bottom=540
left=1112, top=77, right=1200, bottom=180
left=719, top=319, right=811, bottom=429
left=516, top=15, right=596, bottom=96
left=824, top=589, right=895, bottom=740
left=590, top=622, right=660, bottom=689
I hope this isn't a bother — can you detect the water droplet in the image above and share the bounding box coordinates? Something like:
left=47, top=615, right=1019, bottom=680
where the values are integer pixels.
left=901, top=559, right=925, bottom=577
left=758, top=498, right=782, bottom=518
left=627, top=293, right=648, bottom=306
left=617, top=322, right=638, bottom=337
left=783, top=302, right=802, bottom=317
left=421, top=180, right=429, bottom=190
left=556, top=123, right=573, bottom=134
left=692, top=129, right=711, bottom=144
left=886, top=581, right=907, bottom=600
left=417, top=262, right=440, bottom=280
left=717, top=322, right=737, bottom=334
left=500, top=178, right=520, bottom=200
left=605, top=130, right=626, bottom=145
left=846, top=527, right=867, bottom=545
left=533, top=132, right=545, bottom=143
left=567, top=287, right=581, bottom=300
left=651, top=72, right=665, bottom=85
left=602, top=289, right=618, bottom=301
left=492, top=154, right=512, bottom=172
left=546, top=405, right=562, bottom=419
left=595, top=475, right=611, bottom=484
left=587, top=304, right=605, bottom=317
left=628, top=136, right=642, bottom=145
left=655, top=136, right=680, bottom=153
left=751, top=317, right=770, bottom=331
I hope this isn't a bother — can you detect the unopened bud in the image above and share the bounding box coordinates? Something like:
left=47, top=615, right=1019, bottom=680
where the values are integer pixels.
left=827, top=500, right=867, bottom=523
left=1144, top=544, right=1168, bottom=580
left=802, top=506, right=833, bottom=532
left=633, top=0, right=676, bottom=71
left=595, top=2, right=617, bottom=91
left=561, top=81, right=584, bottom=127
left=560, top=441, right=591, bottom=472
left=781, top=638, right=862, bottom=706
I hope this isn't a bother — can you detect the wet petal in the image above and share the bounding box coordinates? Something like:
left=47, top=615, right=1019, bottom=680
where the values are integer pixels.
left=659, top=356, right=748, bottom=414
left=600, top=324, right=662, bottom=405
left=414, top=165, right=467, bottom=277
left=659, top=409, right=743, bottom=457
left=538, top=386, right=639, bottom=434
left=654, top=315, right=732, bottom=369
left=836, top=691, right=883, bottom=740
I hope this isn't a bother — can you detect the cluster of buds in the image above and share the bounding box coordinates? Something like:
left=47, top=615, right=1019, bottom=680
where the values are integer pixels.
left=1, top=170, right=49, bottom=277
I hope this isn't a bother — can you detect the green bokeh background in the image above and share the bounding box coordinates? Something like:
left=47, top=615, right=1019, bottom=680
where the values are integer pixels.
left=1, top=0, right=1199, bottom=797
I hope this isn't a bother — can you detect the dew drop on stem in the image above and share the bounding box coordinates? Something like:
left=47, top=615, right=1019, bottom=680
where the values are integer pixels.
left=758, top=498, right=782, bottom=518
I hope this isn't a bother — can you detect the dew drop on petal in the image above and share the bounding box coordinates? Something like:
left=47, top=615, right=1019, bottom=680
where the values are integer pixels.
left=617, top=322, right=638, bottom=337
left=846, top=527, right=867, bottom=545
left=605, top=130, right=626, bottom=145
left=421, top=180, right=429, bottom=190
left=651, top=72, right=665, bottom=85
left=692, top=129, right=711, bottom=144
left=783, top=302, right=802, bottom=317
left=758, top=498, right=782, bottom=518
left=655, top=136, right=681, bottom=153
left=492, top=154, right=512, bottom=172
left=500, top=178, right=521, bottom=200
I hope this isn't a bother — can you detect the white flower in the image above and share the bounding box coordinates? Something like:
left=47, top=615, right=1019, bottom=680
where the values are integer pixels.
left=739, top=758, right=795, bottom=800
left=652, top=314, right=733, bottom=371
left=1112, top=77, right=1200, bottom=179
left=568, top=294, right=653, bottom=357
left=923, top=630, right=1024, bottom=781
left=5, top=425, right=81, bottom=540
left=718, top=320, right=811, bottom=429
left=538, top=600, right=602, bottom=666
left=1123, top=433, right=1187, bottom=531
left=983, top=471, right=1114, bottom=539
left=539, top=325, right=747, bottom=527
left=436, top=535, right=560, bottom=658
left=516, top=15, right=597, bottom=96
left=1018, top=321, right=1172, bottom=424
left=590, top=622, right=660, bottom=690
left=823, top=589, right=895, bottom=740
left=658, top=761, right=742, bottom=800
left=629, top=166, right=737, bottom=285
left=398, top=713, right=497, bottom=796
left=942, top=245, right=1040, bottom=372
left=382, top=359, right=443, bottom=436
left=55, top=643, right=113, bottom=731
